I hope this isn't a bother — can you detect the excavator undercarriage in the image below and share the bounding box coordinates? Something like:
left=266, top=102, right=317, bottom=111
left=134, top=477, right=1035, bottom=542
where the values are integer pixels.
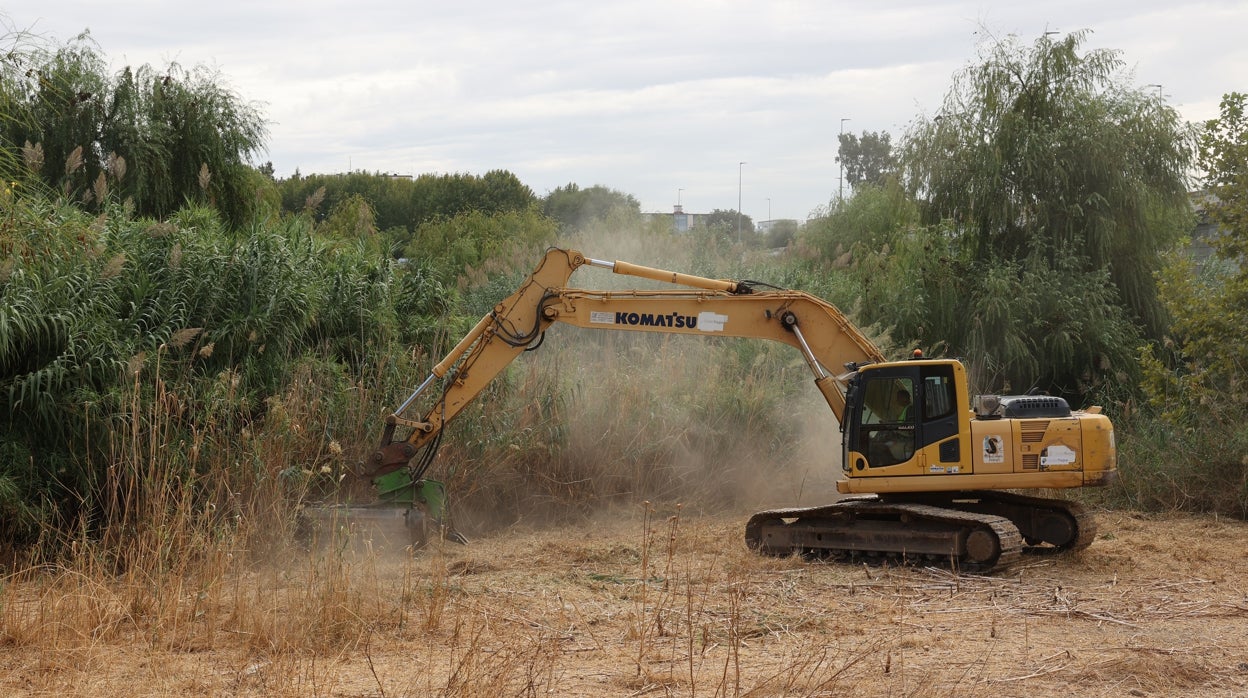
left=745, top=491, right=1095, bottom=573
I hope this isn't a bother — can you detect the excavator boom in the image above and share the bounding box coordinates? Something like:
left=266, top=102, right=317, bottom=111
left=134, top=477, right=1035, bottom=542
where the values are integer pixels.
left=367, top=248, right=882, bottom=477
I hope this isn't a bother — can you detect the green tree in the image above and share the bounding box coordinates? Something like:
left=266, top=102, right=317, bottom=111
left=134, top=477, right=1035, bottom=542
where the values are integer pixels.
left=697, top=208, right=755, bottom=243
left=0, top=186, right=457, bottom=544
left=763, top=219, right=799, bottom=249
left=903, top=31, right=1193, bottom=341
left=404, top=208, right=558, bottom=283
left=879, top=31, right=1196, bottom=398
left=1199, top=92, right=1248, bottom=261
left=803, top=180, right=917, bottom=260
left=1141, top=92, right=1248, bottom=422
left=542, top=183, right=640, bottom=231
left=276, top=169, right=537, bottom=254
left=1118, top=93, right=1248, bottom=518
left=318, top=193, right=383, bottom=257
left=837, top=130, right=896, bottom=188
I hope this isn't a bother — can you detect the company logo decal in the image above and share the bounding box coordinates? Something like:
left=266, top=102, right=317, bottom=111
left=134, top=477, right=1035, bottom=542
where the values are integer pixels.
left=589, top=310, right=729, bottom=332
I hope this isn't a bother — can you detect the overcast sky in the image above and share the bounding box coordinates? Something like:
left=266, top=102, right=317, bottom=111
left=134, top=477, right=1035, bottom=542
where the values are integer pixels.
left=10, top=2, right=1247, bottom=222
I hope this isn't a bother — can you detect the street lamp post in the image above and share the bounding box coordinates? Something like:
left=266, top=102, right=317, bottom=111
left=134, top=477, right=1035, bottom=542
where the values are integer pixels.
left=839, top=117, right=851, bottom=201
left=737, top=161, right=746, bottom=243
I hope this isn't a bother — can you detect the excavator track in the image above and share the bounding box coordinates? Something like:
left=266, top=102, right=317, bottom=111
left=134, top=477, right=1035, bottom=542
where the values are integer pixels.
left=745, top=497, right=1024, bottom=574
left=884, top=491, right=1097, bottom=555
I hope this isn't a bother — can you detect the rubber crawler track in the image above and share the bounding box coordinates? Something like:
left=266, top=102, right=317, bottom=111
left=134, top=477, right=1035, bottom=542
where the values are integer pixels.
left=745, top=499, right=1024, bottom=574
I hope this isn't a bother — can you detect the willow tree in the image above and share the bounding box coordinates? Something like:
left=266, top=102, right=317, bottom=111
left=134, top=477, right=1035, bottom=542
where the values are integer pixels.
left=0, top=27, right=58, bottom=184
left=0, top=31, right=267, bottom=228
left=884, top=31, right=1195, bottom=397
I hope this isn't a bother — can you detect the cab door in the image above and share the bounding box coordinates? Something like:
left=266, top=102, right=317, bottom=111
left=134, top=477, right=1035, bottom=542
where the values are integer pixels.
left=916, top=363, right=963, bottom=472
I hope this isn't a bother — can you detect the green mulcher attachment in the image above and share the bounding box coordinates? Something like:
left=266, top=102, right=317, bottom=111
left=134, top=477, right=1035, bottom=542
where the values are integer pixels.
left=301, top=470, right=467, bottom=550
left=374, top=469, right=468, bottom=546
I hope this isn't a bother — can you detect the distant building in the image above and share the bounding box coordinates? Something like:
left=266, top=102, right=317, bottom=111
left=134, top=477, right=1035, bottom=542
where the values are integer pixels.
left=644, top=205, right=707, bottom=233
left=755, top=219, right=798, bottom=236
left=1189, top=191, right=1238, bottom=272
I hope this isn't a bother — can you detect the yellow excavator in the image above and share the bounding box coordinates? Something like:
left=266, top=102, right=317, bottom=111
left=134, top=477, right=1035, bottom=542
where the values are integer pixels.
left=361, top=248, right=1117, bottom=572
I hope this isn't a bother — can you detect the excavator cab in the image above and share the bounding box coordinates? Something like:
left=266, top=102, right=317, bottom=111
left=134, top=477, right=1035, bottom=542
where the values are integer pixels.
left=843, top=360, right=964, bottom=473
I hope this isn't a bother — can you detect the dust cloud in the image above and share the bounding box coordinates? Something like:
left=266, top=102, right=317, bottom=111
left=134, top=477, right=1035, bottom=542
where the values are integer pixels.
left=443, top=222, right=850, bottom=537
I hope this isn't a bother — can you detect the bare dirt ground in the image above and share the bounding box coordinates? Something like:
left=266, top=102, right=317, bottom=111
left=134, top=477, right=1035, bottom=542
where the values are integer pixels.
left=3, top=506, right=1248, bottom=697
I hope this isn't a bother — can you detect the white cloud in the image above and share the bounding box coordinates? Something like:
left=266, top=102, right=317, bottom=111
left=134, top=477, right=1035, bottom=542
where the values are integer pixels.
left=8, top=0, right=1247, bottom=220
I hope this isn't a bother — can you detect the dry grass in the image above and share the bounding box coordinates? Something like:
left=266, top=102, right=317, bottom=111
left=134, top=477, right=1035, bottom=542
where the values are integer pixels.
left=3, top=505, right=1248, bottom=697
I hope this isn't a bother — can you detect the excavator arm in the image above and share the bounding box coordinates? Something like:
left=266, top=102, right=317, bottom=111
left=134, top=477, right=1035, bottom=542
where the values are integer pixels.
left=364, top=247, right=884, bottom=479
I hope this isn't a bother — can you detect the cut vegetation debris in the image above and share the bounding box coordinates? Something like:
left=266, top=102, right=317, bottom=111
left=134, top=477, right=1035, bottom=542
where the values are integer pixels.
left=2, top=509, right=1246, bottom=697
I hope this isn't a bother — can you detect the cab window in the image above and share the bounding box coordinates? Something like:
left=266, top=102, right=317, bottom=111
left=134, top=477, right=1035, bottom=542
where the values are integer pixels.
left=922, top=369, right=955, bottom=421
left=858, top=376, right=915, bottom=466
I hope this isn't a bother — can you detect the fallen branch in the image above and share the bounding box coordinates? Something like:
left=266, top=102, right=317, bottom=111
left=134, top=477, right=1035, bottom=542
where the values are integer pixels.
left=987, top=660, right=1072, bottom=683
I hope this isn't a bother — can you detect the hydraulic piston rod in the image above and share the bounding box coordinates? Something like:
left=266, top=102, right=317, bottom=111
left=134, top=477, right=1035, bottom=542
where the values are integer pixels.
left=587, top=257, right=741, bottom=293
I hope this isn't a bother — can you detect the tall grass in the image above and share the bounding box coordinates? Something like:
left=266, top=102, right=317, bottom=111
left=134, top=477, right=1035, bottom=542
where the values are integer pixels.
left=0, top=180, right=438, bottom=556
left=1097, top=409, right=1248, bottom=518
